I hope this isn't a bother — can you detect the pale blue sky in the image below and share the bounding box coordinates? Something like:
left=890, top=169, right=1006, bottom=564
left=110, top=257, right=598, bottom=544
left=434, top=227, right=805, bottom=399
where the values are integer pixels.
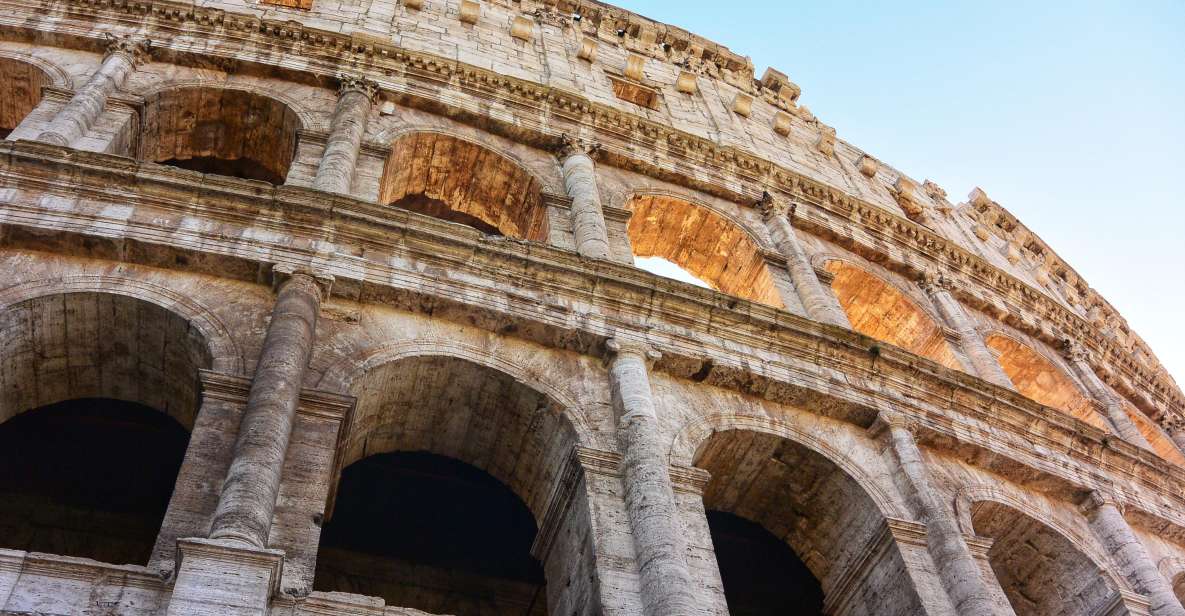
left=625, top=0, right=1185, bottom=384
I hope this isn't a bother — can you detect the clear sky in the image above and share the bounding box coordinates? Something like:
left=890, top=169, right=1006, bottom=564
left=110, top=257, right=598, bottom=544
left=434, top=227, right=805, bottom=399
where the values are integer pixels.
left=623, top=0, right=1185, bottom=384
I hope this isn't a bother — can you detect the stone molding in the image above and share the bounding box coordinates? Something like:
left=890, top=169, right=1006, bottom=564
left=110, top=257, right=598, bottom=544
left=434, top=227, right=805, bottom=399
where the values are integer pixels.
left=823, top=517, right=927, bottom=615
left=174, top=537, right=285, bottom=597
left=7, top=0, right=1175, bottom=415
left=531, top=446, right=622, bottom=561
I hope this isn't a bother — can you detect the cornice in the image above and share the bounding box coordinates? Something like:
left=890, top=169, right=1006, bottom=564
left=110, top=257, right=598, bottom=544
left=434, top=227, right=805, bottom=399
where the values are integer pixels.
left=6, top=0, right=1173, bottom=414
left=1, top=0, right=1175, bottom=412
left=2, top=142, right=1185, bottom=533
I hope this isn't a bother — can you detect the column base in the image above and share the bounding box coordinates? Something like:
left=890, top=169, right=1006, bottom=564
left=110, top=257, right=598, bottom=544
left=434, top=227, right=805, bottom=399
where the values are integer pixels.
left=167, top=537, right=284, bottom=616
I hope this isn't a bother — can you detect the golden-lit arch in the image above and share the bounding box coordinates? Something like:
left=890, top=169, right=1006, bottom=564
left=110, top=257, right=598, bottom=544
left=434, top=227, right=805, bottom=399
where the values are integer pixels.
left=625, top=194, right=783, bottom=308
left=823, top=260, right=961, bottom=370
left=984, top=334, right=1106, bottom=430
left=1124, top=404, right=1185, bottom=466
left=380, top=132, right=548, bottom=241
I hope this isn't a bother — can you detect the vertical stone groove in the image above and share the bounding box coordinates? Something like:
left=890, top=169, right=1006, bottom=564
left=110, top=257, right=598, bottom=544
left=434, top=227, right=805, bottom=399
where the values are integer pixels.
left=313, top=76, right=376, bottom=195
left=558, top=136, right=611, bottom=260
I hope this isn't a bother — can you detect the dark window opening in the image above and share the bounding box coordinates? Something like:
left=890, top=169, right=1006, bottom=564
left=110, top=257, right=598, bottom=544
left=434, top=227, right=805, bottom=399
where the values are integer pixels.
left=708, top=510, right=823, bottom=616
left=0, top=127, right=13, bottom=140
left=0, top=398, right=189, bottom=565
left=315, top=451, right=546, bottom=615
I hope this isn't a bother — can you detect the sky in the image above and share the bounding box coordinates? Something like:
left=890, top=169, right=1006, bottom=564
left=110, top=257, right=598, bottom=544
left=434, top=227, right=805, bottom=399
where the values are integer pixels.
left=624, top=0, right=1185, bottom=384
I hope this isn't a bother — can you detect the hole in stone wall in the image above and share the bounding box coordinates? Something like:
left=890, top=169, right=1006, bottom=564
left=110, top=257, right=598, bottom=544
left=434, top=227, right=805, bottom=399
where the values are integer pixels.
left=0, top=398, right=189, bottom=565
left=380, top=132, right=548, bottom=241
left=707, top=510, right=822, bottom=615
left=139, top=87, right=301, bottom=184
left=625, top=194, right=784, bottom=308
left=0, top=57, right=49, bottom=138
left=314, top=451, right=547, bottom=615
left=824, top=260, right=963, bottom=370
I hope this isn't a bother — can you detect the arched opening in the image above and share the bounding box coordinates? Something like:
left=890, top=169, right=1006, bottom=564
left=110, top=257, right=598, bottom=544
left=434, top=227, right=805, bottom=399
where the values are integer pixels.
left=824, top=260, right=962, bottom=370
left=1125, top=403, right=1185, bottom=466
left=695, top=429, right=924, bottom=615
left=314, top=355, right=579, bottom=614
left=0, top=57, right=49, bottom=139
left=317, top=452, right=545, bottom=615
left=0, top=292, right=212, bottom=564
left=971, top=501, right=1119, bottom=615
left=983, top=334, right=1105, bottom=430
left=380, top=133, right=548, bottom=241
left=139, top=87, right=301, bottom=184
left=624, top=194, right=784, bottom=308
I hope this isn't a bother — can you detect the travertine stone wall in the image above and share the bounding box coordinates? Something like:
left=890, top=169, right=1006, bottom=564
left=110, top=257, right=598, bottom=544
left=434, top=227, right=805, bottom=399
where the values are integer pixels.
left=0, top=0, right=1183, bottom=614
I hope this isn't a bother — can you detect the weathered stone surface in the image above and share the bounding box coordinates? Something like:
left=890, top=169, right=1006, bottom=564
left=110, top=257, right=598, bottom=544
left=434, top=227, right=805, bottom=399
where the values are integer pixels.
left=0, top=0, right=1182, bottom=614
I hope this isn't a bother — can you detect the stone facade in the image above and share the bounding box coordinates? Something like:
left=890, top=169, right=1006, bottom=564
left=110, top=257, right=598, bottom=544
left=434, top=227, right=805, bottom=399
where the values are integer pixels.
left=0, top=0, right=1183, bottom=614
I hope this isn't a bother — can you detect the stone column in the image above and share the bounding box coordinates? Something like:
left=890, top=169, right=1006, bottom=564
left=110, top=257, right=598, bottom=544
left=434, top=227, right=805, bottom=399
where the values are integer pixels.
left=1062, top=340, right=1153, bottom=450
left=756, top=192, right=851, bottom=328
left=918, top=271, right=1015, bottom=389
left=557, top=135, right=611, bottom=259
left=312, top=76, right=378, bottom=195
left=1081, top=491, right=1185, bottom=616
left=605, top=338, right=698, bottom=616
left=37, top=35, right=146, bottom=147
left=209, top=267, right=330, bottom=548
left=875, top=410, right=1002, bottom=616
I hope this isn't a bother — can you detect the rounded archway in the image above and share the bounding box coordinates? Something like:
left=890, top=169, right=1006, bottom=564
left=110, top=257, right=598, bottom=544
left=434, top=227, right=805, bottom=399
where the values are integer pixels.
left=983, top=334, right=1105, bottom=430
left=0, top=57, right=50, bottom=139
left=694, top=429, right=924, bottom=615
left=1125, top=403, right=1185, bottom=466
left=139, top=86, right=302, bottom=184
left=970, top=500, right=1121, bottom=615
left=0, top=292, right=213, bottom=564
left=625, top=194, right=784, bottom=308
left=380, top=132, right=548, bottom=241
left=314, top=354, right=581, bottom=614
left=824, top=260, right=962, bottom=370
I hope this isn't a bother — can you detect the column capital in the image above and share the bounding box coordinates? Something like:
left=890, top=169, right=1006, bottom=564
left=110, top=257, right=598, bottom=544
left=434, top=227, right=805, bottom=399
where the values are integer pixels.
left=272, top=264, right=334, bottom=298
left=338, top=74, right=379, bottom=101
left=917, top=269, right=956, bottom=296
left=1061, top=338, right=1092, bottom=363
left=1160, top=415, right=1185, bottom=436
left=1079, top=489, right=1125, bottom=516
left=555, top=133, right=601, bottom=160
left=756, top=190, right=795, bottom=221
left=103, top=33, right=150, bottom=67
left=869, top=408, right=920, bottom=438
left=605, top=337, right=660, bottom=365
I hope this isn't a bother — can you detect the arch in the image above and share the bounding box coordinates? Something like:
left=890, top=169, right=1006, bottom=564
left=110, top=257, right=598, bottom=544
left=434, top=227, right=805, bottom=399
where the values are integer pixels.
left=1124, top=403, right=1185, bottom=466
left=136, top=79, right=319, bottom=130
left=692, top=425, right=924, bottom=614
left=1158, top=558, right=1185, bottom=605
left=0, top=290, right=216, bottom=430
left=380, top=131, right=549, bottom=241
left=0, top=55, right=53, bottom=138
left=983, top=333, right=1105, bottom=430
left=623, top=192, right=784, bottom=308
left=957, top=486, right=1128, bottom=615
left=821, top=258, right=963, bottom=370
left=138, top=84, right=303, bottom=184
left=316, top=338, right=598, bottom=448
left=0, top=275, right=243, bottom=375
left=672, top=411, right=906, bottom=519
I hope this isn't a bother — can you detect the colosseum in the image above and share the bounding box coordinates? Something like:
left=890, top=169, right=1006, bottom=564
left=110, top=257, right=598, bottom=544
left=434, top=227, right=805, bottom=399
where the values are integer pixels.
left=0, top=0, right=1182, bottom=614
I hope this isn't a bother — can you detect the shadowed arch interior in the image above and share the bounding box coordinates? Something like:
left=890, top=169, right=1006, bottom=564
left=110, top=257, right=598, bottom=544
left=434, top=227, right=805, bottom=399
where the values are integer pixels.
left=983, top=334, right=1105, bottom=431
left=625, top=194, right=784, bottom=308
left=315, top=355, right=581, bottom=614
left=0, top=57, right=49, bottom=138
left=824, top=260, right=962, bottom=370
left=139, top=87, right=301, bottom=184
left=0, top=292, right=211, bottom=565
left=971, top=501, right=1118, bottom=616
left=380, top=132, right=548, bottom=241
left=694, top=429, right=924, bottom=615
